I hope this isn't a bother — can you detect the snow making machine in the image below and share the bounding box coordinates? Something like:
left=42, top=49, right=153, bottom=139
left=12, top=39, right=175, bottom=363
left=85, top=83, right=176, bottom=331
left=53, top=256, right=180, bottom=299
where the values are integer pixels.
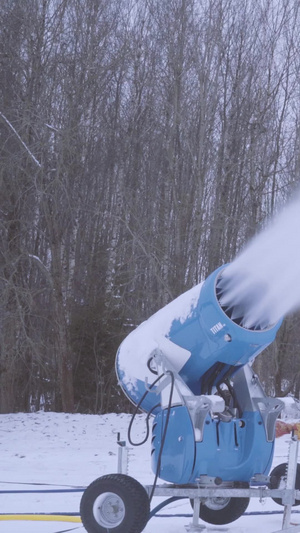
left=80, top=265, right=300, bottom=533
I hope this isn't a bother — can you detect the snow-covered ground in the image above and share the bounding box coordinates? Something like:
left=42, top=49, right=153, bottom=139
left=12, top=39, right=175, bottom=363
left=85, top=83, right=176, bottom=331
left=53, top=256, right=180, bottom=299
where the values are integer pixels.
left=0, top=411, right=299, bottom=533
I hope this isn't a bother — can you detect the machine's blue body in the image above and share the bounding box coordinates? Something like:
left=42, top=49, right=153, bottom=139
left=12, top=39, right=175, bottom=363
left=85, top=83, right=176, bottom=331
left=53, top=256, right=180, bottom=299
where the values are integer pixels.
left=151, top=407, right=275, bottom=484
left=116, top=265, right=283, bottom=485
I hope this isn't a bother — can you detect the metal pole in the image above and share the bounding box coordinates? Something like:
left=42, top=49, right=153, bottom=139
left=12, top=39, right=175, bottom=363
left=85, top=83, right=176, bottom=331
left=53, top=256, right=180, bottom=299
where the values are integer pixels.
left=185, top=498, right=206, bottom=532
left=282, top=435, right=299, bottom=530
left=117, top=434, right=129, bottom=475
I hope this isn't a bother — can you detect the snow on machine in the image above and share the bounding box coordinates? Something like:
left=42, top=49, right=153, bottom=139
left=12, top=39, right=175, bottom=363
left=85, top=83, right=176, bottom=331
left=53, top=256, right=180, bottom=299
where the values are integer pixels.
left=80, top=265, right=300, bottom=532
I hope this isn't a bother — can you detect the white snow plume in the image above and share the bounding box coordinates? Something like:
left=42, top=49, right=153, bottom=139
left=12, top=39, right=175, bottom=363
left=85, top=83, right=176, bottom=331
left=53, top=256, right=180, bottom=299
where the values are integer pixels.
left=219, top=191, right=300, bottom=330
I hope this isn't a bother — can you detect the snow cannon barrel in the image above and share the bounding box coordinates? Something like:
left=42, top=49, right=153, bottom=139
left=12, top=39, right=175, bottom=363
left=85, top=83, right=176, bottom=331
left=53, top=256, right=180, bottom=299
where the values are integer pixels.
left=116, top=265, right=283, bottom=412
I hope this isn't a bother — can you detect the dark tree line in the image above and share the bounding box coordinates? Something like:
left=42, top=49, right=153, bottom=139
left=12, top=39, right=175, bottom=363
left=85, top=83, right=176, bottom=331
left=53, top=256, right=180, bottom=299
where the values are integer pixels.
left=1, top=0, right=300, bottom=413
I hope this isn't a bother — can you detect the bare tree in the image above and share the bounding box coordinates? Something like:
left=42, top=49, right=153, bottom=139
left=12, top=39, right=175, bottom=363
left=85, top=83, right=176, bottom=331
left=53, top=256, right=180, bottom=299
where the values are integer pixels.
left=1, top=0, right=300, bottom=412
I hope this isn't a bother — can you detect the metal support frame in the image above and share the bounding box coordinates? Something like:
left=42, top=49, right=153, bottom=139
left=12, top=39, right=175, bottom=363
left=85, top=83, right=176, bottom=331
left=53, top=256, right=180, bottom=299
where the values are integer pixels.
left=146, top=485, right=300, bottom=533
left=116, top=431, right=300, bottom=532
left=143, top=434, right=300, bottom=533
left=117, top=434, right=300, bottom=533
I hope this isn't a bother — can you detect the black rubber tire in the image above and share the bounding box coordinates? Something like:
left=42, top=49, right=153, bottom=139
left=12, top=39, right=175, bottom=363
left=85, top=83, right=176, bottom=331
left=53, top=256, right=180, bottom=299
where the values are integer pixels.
left=269, top=463, right=300, bottom=506
left=191, top=496, right=250, bottom=525
left=80, top=474, right=150, bottom=533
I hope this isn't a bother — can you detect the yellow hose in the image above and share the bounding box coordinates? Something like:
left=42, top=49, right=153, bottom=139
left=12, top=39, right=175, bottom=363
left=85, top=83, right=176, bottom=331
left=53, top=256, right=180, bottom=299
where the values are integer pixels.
left=0, top=514, right=81, bottom=522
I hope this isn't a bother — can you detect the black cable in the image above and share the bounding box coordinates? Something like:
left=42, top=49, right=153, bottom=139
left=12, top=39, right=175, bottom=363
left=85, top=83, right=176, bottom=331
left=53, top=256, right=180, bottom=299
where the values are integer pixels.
left=149, top=370, right=175, bottom=502
left=0, top=481, right=84, bottom=488
left=128, top=402, right=161, bottom=446
left=0, top=489, right=83, bottom=494
left=126, top=370, right=175, bottom=502
left=147, top=357, right=158, bottom=375
left=127, top=373, right=164, bottom=446
left=54, top=527, right=82, bottom=533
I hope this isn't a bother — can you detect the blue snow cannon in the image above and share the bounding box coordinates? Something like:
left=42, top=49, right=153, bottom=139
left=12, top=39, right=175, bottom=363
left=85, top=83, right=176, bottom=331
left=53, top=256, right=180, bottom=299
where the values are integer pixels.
left=116, top=265, right=283, bottom=485
left=80, top=265, right=286, bottom=533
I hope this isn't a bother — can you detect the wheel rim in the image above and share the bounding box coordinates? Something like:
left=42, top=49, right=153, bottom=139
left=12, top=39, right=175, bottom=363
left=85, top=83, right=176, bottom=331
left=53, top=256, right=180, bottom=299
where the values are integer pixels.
left=93, top=491, right=125, bottom=528
left=203, top=497, right=231, bottom=510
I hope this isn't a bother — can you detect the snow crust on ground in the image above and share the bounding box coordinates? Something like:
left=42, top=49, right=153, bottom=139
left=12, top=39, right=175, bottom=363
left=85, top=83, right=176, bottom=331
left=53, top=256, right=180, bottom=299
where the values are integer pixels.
left=0, top=411, right=300, bottom=533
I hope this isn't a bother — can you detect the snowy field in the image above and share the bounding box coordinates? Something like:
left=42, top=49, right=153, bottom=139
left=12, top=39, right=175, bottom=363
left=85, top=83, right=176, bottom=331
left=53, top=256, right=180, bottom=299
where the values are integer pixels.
left=0, top=411, right=300, bottom=533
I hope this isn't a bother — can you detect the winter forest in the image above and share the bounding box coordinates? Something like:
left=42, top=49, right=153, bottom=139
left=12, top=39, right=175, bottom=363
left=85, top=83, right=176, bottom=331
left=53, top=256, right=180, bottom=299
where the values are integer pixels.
left=1, top=0, right=300, bottom=415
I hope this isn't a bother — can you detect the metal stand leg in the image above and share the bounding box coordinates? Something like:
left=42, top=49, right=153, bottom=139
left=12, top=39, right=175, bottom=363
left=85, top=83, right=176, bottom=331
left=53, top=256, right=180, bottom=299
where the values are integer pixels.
left=185, top=498, right=206, bottom=532
left=282, top=435, right=299, bottom=531
left=117, top=433, right=129, bottom=475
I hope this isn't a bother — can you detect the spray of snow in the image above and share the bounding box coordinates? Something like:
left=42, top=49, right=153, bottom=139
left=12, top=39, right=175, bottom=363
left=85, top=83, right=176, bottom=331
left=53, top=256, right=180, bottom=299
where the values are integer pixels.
left=220, top=192, right=300, bottom=329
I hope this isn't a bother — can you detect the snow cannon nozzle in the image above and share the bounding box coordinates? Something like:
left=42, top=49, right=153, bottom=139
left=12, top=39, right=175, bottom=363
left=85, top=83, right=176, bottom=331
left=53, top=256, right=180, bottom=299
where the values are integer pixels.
left=216, top=267, right=275, bottom=331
